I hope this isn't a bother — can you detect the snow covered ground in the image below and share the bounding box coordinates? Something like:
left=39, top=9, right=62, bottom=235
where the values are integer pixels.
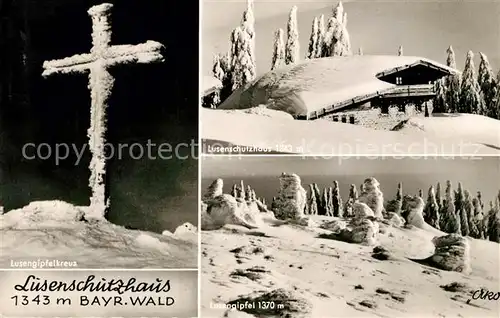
left=0, top=201, right=197, bottom=269
left=202, top=108, right=500, bottom=155
left=201, top=217, right=500, bottom=318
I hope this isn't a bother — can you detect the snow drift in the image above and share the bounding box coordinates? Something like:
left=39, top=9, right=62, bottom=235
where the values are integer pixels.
left=202, top=108, right=500, bottom=155
left=0, top=201, right=197, bottom=268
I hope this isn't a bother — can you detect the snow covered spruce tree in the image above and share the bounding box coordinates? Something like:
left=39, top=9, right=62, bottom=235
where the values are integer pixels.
left=204, top=54, right=225, bottom=108
left=386, top=182, right=403, bottom=215
left=445, top=46, right=461, bottom=113
left=332, top=181, right=343, bottom=217
left=285, top=6, right=300, bottom=65
left=493, top=70, right=500, bottom=119
left=464, top=190, right=480, bottom=238
left=271, top=29, right=286, bottom=70
left=217, top=53, right=234, bottom=103
left=398, top=45, right=403, bottom=56
left=231, top=27, right=256, bottom=91
left=327, top=187, right=335, bottom=217
left=315, top=14, right=325, bottom=58
left=478, top=52, right=497, bottom=118
left=319, top=188, right=328, bottom=216
left=308, top=184, right=319, bottom=215
left=433, top=78, right=447, bottom=113
left=394, top=182, right=403, bottom=215
left=241, top=0, right=255, bottom=57
left=241, top=0, right=256, bottom=74
left=477, top=190, right=485, bottom=210
left=486, top=201, right=500, bottom=243
left=344, top=184, right=358, bottom=217
left=440, top=180, right=460, bottom=234
left=231, top=184, right=238, bottom=198
left=436, top=182, right=442, bottom=211
left=307, top=17, right=320, bottom=59
left=472, top=197, right=486, bottom=239
left=322, top=2, right=351, bottom=57
left=424, top=186, right=440, bottom=229
left=455, top=182, right=469, bottom=236
left=459, top=51, right=484, bottom=114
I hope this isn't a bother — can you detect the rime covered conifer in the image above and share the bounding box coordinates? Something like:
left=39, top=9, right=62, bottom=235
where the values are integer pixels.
left=322, top=2, right=351, bottom=57
left=231, top=27, right=256, bottom=91
left=332, top=181, right=343, bottom=217
left=308, top=184, right=319, bottom=215
left=433, top=79, right=447, bottom=113
left=271, top=29, right=286, bottom=70
left=315, top=14, right=325, bottom=58
left=344, top=184, right=358, bottom=217
left=307, top=17, right=320, bottom=59
left=459, top=51, right=484, bottom=114
left=455, top=183, right=469, bottom=236
left=285, top=6, right=300, bottom=65
left=445, top=46, right=461, bottom=113
left=464, top=190, right=479, bottom=238
left=478, top=53, right=497, bottom=118
left=441, top=180, right=460, bottom=234
left=424, top=186, right=440, bottom=229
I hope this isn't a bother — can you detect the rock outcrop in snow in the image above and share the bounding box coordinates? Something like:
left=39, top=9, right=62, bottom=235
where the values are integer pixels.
left=201, top=178, right=283, bottom=231
left=401, top=195, right=426, bottom=229
left=324, top=202, right=380, bottom=246
left=358, top=178, right=384, bottom=218
left=428, top=234, right=471, bottom=274
left=272, top=173, right=307, bottom=220
left=203, top=194, right=259, bottom=230
left=204, top=178, right=224, bottom=200
left=0, top=201, right=86, bottom=229
left=162, top=222, right=197, bottom=242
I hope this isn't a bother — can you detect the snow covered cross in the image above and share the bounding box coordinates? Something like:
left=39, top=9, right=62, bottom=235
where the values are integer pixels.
left=42, top=3, right=164, bottom=219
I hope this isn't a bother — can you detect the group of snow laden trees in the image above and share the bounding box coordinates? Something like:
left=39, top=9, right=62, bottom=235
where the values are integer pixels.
left=204, top=1, right=352, bottom=109
left=434, top=47, right=500, bottom=119
left=300, top=180, right=500, bottom=243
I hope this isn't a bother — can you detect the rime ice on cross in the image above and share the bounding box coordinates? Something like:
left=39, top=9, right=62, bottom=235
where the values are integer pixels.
left=42, top=3, right=164, bottom=219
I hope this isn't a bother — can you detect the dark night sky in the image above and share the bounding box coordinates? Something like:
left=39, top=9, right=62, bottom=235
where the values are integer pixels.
left=1, top=0, right=199, bottom=233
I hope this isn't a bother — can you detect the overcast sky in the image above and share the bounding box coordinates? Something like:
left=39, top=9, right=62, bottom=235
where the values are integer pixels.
left=202, top=0, right=500, bottom=76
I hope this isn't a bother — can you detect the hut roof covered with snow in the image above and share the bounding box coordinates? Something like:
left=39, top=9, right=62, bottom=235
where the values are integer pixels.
left=218, top=55, right=459, bottom=119
left=203, top=76, right=222, bottom=96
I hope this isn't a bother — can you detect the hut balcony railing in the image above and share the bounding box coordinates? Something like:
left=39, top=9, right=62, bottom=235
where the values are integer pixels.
left=381, top=84, right=435, bottom=98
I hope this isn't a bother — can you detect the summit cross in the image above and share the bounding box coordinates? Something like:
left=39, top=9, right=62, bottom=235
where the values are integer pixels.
left=42, top=3, right=164, bottom=218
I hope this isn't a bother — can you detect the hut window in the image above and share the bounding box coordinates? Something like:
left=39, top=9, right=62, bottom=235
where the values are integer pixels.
left=396, top=77, right=403, bottom=85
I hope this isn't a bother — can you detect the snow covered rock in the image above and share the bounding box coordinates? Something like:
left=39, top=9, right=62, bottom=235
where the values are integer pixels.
left=358, top=177, right=384, bottom=218
left=204, top=178, right=224, bottom=200
left=204, top=194, right=259, bottom=230
left=401, top=195, right=426, bottom=229
left=0, top=200, right=86, bottom=230
left=353, top=202, right=375, bottom=218
left=320, top=219, right=347, bottom=232
left=162, top=222, right=197, bottom=243
left=384, top=212, right=405, bottom=227
left=272, top=173, right=307, bottom=220
left=347, top=219, right=379, bottom=246
left=429, top=234, right=471, bottom=274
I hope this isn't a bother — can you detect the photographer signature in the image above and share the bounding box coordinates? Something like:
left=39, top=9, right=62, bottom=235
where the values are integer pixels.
left=466, top=289, right=500, bottom=304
